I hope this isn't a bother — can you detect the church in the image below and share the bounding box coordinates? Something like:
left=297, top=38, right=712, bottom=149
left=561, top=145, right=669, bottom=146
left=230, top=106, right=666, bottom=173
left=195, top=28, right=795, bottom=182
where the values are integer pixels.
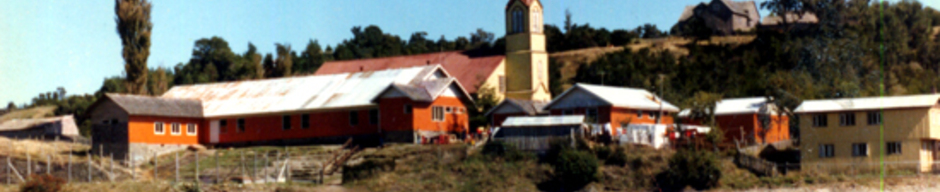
left=315, top=0, right=552, bottom=102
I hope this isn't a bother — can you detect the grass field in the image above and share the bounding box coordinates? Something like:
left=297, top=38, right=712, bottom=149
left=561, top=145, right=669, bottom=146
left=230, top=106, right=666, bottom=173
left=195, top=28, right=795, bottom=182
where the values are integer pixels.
left=0, top=106, right=57, bottom=123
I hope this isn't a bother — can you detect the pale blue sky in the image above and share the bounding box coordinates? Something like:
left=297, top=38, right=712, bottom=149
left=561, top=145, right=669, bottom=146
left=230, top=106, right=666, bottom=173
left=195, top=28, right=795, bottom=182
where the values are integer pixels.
left=1, top=0, right=936, bottom=105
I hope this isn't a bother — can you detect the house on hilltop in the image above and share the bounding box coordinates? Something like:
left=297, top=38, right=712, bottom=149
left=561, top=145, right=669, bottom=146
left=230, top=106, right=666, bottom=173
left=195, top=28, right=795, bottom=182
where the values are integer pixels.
left=674, top=0, right=760, bottom=35
left=315, top=0, right=552, bottom=103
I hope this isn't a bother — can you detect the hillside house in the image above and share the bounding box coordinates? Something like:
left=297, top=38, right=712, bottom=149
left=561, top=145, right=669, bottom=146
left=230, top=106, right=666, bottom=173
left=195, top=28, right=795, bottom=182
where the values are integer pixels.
left=88, top=94, right=204, bottom=161
left=315, top=0, right=553, bottom=103
left=679, top=97, right=790, bottom=146
left=542, top=83, right=680, bottom=148
left=674, top=0, right=760, bottom=35
left=0, top=115, right=80, bottom=140
left=796, top=94, right=940, bottom=172
left=484, top=98, right=549, bottom=127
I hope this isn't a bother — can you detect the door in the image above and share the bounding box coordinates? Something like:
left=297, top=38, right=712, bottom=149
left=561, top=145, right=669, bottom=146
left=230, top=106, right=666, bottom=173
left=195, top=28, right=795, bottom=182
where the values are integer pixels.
left=210, top=120, right=219, bottom=144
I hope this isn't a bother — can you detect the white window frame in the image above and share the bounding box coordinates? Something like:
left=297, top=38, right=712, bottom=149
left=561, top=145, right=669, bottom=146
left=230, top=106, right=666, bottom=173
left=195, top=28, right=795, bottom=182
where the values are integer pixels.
left=852, top=143, right=869, bottom=157
left=445, top=107, right=453, bottom=113
left=886, top=142, right=901, bottom=155
left=819, top=144, right=834, bottom=158
left=647, top=112, right=655, bottom=120
left=170, top=123, right=181, bottom=135
left=186, top=123, right=197, bottom=136
left=813, top=114, right=827, bottom=127
left=867, top=111, right=882, bottom=125
left=839, top=113, right=856, bottom=126
left=637, top=110, right=644, bottom=119
left=154, top=122, right=165, bottom=135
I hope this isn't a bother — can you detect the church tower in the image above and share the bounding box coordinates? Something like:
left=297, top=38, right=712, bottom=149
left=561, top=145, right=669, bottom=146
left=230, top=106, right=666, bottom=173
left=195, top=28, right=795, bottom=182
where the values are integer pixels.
left=504, top=0, right=551, bottom=101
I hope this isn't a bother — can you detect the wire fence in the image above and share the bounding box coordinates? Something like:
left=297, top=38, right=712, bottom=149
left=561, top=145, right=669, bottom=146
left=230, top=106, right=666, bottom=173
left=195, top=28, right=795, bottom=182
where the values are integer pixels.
left=0, top=138, right=352, bottom=186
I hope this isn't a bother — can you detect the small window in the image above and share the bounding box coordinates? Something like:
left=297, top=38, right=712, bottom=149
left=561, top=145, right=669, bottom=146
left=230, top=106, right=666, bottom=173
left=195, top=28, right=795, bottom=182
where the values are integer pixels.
left=301, top=114, right=310, bottom=129
left=404, top=104, right=413, bottom=114
left=110, top=119, right=118, bottom=125
left=154, top=122, right=165, bottom=135
left=819, top=144, right=834, bottom=158
left=432, top=106, right=445, bottom=122
left=369, top=109, right=380, bottom=125
left=637, top=110, right=644, bottom=119
left=562, top=109, right=574, bottom=115
left=220, top=119, right=227, bottom=127
left=812, top=114, right=827, bottom=127
left=350, top=111, right=359, bottom=126
left=170, top=123, right=181, bottom=135
left=867, top=111, right=882, bottom=125
left=498, top=76, right=506, bottom=93
left=839, top=113, right=856, bottom=126
left=445, top=107, right=453, bottom=113
left=886, top=142, right=901, bottom=155
left=852, top=143, right=869, bottom=157
left=456, top=107, right=465, bottom=114
left=283, top=115, right=292, bottom=130
left=586, top=108, right=599, bottom=123
left=187, top=123, right=197, bottom=135
left=648, top=112, right=655, bottom=119
left=236, top=118, right=245, bottom=133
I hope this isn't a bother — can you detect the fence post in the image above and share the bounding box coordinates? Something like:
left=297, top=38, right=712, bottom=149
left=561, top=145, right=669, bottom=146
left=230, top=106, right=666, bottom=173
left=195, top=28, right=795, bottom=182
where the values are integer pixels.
left=130, top=154, right=135, bottom=180
left=175, top=151, right=179, bottom=184
left=286, top=146, right=291, bottom=183
left=26, top=149, right=31, bottom=177
left=215, top=150, right=220, bottom=184
left=263, top=151, right=269, bottom=183
left=153, top=152, right=158, bottom=180
left=240, top=151, right=245, bottom=177
left=87, top=154, right=92, bottom=182
left=68, top=145, right=72, bottom=183
left=195, top=151, right=199, bottom=183
left=6, top=151, right=10, bottom=185
left=253, top=153, right=258, bottom=183
left=110, top=153, right=114, bottom=182
left=46, top=154, right=51, bottom=175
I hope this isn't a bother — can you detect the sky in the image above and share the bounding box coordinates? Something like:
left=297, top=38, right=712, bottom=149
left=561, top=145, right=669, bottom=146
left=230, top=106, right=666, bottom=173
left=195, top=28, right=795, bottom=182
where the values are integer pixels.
left=1, top=0, right=937, bottom=106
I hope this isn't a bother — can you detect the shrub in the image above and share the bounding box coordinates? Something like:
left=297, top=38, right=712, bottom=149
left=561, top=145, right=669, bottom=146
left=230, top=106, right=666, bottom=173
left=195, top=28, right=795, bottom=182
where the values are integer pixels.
left=342, top=158, right=396, bottom=183
left=552, top=149, right=599, bottom=188
left=544, top=138, right=589, bottom=164
left=605, top=147, right=628, bottom=166
left=656, top=149, right=721, bottom=191
left=594, top=145, right=612, bottom=160
left=481, top=141, right=531, bottom=161
left=20, top=174, right=65, bottom=192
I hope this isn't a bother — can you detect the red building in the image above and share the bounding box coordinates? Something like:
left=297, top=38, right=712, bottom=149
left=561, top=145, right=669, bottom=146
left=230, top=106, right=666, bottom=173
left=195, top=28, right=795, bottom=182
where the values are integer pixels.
left=678, top=97, right=790, bottom=145
left=89, top=65, right=475, bottom=160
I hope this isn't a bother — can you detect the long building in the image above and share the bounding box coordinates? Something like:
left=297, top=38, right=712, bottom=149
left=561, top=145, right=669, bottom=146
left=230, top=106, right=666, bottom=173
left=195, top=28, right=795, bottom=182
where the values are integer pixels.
left=89, top=65, right=474, bottom=161
left=796, top=94, right=940, bottom=172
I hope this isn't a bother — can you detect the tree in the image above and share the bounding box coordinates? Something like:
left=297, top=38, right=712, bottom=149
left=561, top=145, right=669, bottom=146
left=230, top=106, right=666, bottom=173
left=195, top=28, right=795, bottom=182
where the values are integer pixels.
left=564, top=9, right=573, bottom=32
left=262, top=53, right=275, bottom=78
left=243, top=43, right=264, bottom=79
left=56, top=87, right=67, bottom=100
left=275, top=43, right=293, bottom=77
left=469, top=28, right=495, bottom=49
left=6, top=102, right=15, bottom=110
left=760, top=0, right=805, bottom=28
left=295, top=40, right=325, bottom=74
left=115, top=0, right=153, bottom=95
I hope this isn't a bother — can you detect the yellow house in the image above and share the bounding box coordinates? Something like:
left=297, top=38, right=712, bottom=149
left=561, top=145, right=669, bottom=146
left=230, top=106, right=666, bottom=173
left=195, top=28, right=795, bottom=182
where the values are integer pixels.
left=795, top=94, right=940, bottom=172
left=313, top=0, right=551, bottom=102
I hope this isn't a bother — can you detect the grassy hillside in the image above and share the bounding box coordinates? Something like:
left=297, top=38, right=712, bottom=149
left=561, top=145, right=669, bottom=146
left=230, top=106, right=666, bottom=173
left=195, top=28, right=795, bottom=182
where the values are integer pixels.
left=0, top=106, right=57, bottom=123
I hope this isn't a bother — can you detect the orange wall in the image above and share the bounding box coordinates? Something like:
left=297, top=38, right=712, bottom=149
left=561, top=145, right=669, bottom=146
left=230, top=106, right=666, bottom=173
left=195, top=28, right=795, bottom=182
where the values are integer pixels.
left=127, top=115, right=202, bottom=145
left=715, top=113, right=790, bottom=144
left=411, top=97, right=470, bottom=133
left=214, top=109, right=381, bottom=144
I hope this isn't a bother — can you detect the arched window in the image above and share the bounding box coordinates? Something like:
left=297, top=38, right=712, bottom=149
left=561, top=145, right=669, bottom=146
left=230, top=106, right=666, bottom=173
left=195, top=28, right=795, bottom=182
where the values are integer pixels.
left=512, top=8, right=524, bottom=33
left=531, top=8, right=542, bottom=32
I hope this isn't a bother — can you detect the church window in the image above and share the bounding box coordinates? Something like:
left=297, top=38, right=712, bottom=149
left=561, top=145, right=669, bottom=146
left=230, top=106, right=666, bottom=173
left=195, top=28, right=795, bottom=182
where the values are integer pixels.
left=499, top=75, right=506, bottom=93
left=512, top=8, right=525, bottom=33
left=532, top=8, right=541, bottom=32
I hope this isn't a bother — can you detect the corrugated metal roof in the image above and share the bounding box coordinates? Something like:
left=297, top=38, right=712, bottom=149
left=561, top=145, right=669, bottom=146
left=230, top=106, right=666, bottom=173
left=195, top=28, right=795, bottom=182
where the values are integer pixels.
left=314, top=51, right=505, bottom=93
left=0, top=115, right=77, bottom=133
left=163, top=65, right=461, bottom=118
left=678, top=97, right=782, bottom=117
left=546, top=83, right=680, bottom=112
left=794, top=94, right=940, bottom=113
left=502, top=115, right=584, bottom=127
left=484, top=98, right=550, bottom=117
left=106, top=93, right=203, bottom=118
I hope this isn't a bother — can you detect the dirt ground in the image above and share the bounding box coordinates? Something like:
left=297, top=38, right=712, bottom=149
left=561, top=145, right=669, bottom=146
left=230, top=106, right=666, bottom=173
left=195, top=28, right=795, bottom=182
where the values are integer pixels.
left=732, top=175, right=940, bottom=192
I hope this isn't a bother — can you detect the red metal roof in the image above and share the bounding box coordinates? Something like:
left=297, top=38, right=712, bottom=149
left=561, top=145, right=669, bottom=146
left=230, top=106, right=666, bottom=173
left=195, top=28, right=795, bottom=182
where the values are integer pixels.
left=314, top=51, right=505, bottom=94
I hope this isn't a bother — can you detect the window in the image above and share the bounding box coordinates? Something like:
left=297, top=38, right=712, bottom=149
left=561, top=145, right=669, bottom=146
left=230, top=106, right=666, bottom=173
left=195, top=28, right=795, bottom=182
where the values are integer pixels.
left=531, top=9, right=541, bottom=32
left=648, top=112, right=656, bottom=119
left=219, top=119, right=228, bottom=133
left=350, top=111, right=359, bottom=126
left=867, top=111, right=882, bottom=125
left=302, top=114, right=310, bottom=129
left=562, top=109, right=574, bottom=115
left=887, top=142, right=902, bottom=155
left=236, top=118, right=245, bottom=133
left=812, top=114, right=827, bottom=127
left=637, top=110, right=644, bottom=119
left=187, top=123, right=197, bottom=135
left=432, top=106, right=445, bottom=122
left=170, top=123, right=181, bottom=135
left=839, top=113, right=856, bottom=126
left=369, top=109, right=380, bottom=125
left=819, top=144, right=834, bottom=158
left=852, top=143, right=869, bottom=157
left=110, top=119, right=118, bottom=125
left=154, top=122, right=165, bottom=135
left=498, top=76, right=506, bottom=93
left=404, top=104, right=413, bottom=114
left=282, top=115, right=292, bottom=130
left=512, top=9, right=524, bottom=33
left=586, top=108, right=598, bottom=123
left=457, top=107, right=465, bottom=114
left=445, top=107, right=453, bottom=113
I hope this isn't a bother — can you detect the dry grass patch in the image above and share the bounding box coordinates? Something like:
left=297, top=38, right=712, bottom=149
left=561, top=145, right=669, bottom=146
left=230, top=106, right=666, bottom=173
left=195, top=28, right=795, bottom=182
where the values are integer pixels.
left=0, top=106, right=57, bottom=123
left=0, top=137, right=90, bottom=163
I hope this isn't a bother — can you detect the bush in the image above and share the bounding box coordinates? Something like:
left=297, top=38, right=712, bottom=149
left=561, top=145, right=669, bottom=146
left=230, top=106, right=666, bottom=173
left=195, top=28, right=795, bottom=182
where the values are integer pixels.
left=342, top=158, right=396, bottom=183
left=20, top=174, right=65, bottom=192
left=481, top=141, right=531, bottom=161
left=552, top=149, right=599, bottom=188
left=605, top=147, right=628, bottom=166
left=544, top=138, right=589, bottom=164
left=656, top=149, right=722, bottom=191
left=594, top=145, right=612, bottom=160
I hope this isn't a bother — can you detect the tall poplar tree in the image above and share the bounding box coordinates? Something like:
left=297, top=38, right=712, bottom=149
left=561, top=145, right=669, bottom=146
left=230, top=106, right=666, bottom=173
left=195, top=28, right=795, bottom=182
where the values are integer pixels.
left=115, top=0, right=153, bottom=95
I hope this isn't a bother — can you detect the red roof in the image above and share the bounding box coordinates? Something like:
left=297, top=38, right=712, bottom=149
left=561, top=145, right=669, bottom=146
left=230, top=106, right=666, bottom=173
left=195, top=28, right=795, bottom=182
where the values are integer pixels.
left=314, top=51, right=505, bottom=94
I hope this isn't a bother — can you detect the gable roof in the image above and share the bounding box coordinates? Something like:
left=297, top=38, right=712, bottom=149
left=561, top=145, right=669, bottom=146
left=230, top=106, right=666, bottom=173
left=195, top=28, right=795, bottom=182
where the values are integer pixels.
left=164, top=65, right=469, bottom=118
left=544, top=83, right=680, bottom=112
left=679, top=0, right=758, bottom=22
left=484, top=98, right=549, bottom=117
left=679, top=97, right=781, bottom=117
left=314, top=51, right=505, bottom=94
left=795, top=94, right=940, bottom=113
left=103, top=93, right=204, bottom=118
left=377, top=77, right=475, bottom=105
left=0, top=115, right=78, bottom=134
left=506, top=0, right=540, bottom=8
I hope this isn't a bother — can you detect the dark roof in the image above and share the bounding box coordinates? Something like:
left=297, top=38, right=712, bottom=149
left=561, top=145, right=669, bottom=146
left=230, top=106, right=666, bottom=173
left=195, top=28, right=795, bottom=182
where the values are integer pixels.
left=507, top=0, right=540, bottom=8
left=314, top=51, right=505, bottom=94
left=105, top=93, right=203, bottom=118
left=485, top=98, right=550, bottom=117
